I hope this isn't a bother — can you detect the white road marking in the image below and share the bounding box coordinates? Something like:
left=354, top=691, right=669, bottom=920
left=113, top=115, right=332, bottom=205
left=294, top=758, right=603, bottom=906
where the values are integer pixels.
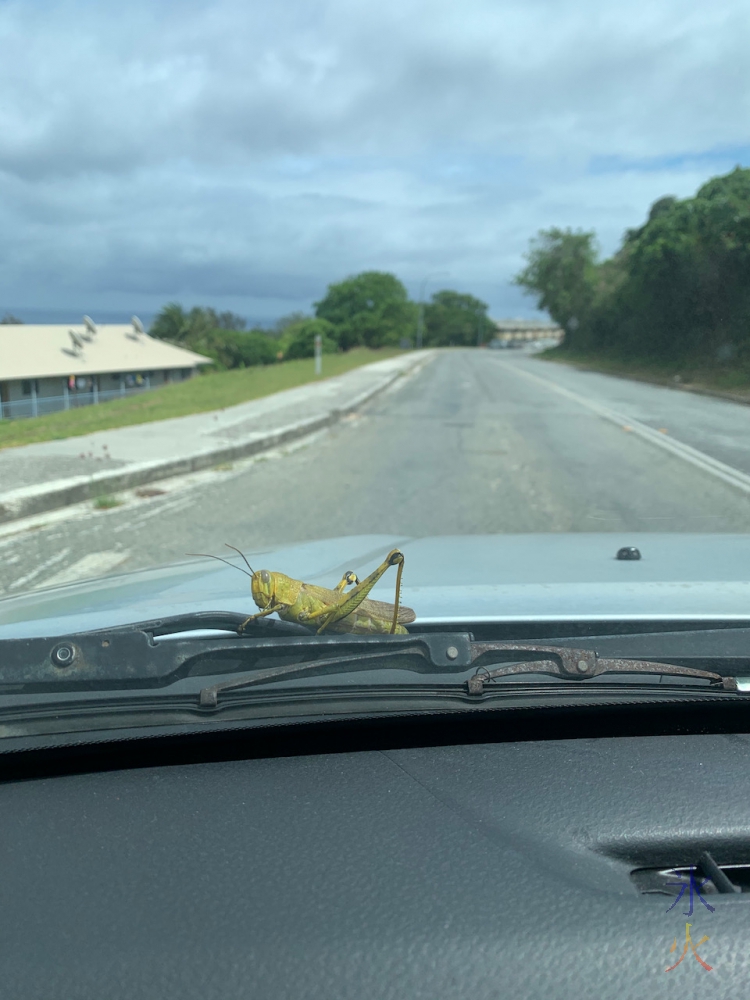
left=496, top=360, right=750, bottom=496
left=7, top=548, right=72, bottom=591
left=41, top=550, right=131, bottom=589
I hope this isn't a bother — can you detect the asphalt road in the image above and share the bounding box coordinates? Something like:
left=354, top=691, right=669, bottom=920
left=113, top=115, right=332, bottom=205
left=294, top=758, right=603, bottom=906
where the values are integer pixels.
left=3, top=348, right=750, bottom=597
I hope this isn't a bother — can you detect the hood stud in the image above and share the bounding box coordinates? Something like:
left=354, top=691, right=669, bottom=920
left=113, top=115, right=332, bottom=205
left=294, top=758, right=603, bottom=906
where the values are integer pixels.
left=616, top=546, right=641, bottom=561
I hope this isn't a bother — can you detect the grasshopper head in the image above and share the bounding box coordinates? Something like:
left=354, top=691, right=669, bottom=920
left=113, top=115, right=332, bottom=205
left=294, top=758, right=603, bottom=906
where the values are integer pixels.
left=251, top=569, right=275, bottom=609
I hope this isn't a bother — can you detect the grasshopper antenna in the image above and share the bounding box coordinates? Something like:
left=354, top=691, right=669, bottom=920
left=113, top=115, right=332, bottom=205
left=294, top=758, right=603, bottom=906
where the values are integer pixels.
left=186, top=552, right=254, bottom=579
left=224, top=543, right=255, bottom=575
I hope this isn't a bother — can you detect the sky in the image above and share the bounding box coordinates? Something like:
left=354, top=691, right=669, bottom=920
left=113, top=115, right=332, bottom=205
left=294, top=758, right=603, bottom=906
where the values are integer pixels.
left=0, top=0, right=748, bottom=326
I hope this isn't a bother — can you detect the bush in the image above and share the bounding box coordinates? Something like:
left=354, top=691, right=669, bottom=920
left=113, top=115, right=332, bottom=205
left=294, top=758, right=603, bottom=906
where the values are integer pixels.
left=192, top=329, right=278, bottom=370
left=284, top=319, right=339, bottom=360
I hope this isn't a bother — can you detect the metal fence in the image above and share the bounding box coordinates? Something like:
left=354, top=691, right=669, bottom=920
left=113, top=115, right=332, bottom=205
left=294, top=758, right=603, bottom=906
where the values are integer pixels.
left=0, top=385, right=153, bottom=421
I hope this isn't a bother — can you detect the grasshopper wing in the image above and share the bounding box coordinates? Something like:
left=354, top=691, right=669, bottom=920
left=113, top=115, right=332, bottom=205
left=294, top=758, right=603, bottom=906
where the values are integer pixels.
left=359, top=598, right=416, bottom=624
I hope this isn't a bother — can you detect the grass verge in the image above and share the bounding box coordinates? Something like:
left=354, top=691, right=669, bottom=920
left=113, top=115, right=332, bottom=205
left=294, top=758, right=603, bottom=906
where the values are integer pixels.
left=0, top=348, right=402, bottom=450
left=539, top=346, right=750, bottom=403
left=92, top=494, right=122, bottom=510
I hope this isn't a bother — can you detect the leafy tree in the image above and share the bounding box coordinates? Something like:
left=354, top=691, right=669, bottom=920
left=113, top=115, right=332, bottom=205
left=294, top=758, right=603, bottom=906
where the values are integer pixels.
left=194, top=330, right=277, bottom=369
left=149, top=303, right=190, bottom=342
left=513, top=228, right=599, bottom=344
left=423, top=290, right=494, bottom=346
left=149, top=303, right=273, bottom=368
left=516, top=167, right=750, bottom=364
left=150, top=305, right=246, bottom=343
left=284, top=319, right=338, bottom=360
left=0, top=313, right=23, bottom=324
left=213, top=310, right=246, bottom=331
left=315, top=271, right=417, bottom=349
left=270, top=311, right=310, bottom=339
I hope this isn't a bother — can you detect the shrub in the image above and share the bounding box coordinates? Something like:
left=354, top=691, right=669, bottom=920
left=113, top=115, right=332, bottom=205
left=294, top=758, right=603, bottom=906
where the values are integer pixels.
left=284, top=319, right=339, bottom=359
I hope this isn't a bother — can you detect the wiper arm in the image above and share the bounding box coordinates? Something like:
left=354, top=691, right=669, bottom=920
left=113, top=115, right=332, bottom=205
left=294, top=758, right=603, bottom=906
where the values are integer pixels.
left=198, top=640, right=738, bottom=709
left=466, top=643, right=738, bottom=694
left=198, top=645, right=430, bottom=707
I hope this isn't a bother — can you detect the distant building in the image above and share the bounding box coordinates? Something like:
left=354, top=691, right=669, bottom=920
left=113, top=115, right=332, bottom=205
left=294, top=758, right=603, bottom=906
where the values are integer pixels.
left=0, top=317, right=212, bottom=419
left=490, top=318, right=564, bottom=344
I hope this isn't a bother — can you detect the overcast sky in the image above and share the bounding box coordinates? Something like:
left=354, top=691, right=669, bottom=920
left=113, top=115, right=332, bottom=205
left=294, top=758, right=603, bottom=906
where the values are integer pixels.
left=1, top=0, right=748, bottom=325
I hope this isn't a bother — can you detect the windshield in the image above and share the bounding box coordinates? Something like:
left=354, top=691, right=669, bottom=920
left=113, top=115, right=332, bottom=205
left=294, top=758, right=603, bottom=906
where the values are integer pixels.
left=1, top=0, right=749, bottom=644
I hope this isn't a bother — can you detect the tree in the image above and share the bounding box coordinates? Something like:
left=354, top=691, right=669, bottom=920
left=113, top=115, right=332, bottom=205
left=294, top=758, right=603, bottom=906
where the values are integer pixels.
left=515, top=167, right=750, bottom=364
left=513, top=228, right=598, bottom=344
left=315, top=272, right=417, bottom=349
left=0, top=313, right=23, bottom=324
left=150, top=305, right=246, bottom=343
left=284, top=319, right=339, bottom=359
left=194, top=330, right=277, bottom=369
left=149, top=303, right=190, bottom=342
left=422, top=290, right=494, bottom=346
left=269, top=312, right=310, bottom=339
left=149, top=303, right=273, bottom=368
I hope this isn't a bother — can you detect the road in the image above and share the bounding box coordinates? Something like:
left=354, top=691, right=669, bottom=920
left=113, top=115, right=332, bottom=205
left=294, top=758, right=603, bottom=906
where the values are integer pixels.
left=3, top=348, right=750, bottom=596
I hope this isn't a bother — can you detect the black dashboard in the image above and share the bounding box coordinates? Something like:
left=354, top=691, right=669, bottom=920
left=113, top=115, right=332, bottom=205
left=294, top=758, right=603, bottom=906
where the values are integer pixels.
left=2, top=715, right=749, bottom=998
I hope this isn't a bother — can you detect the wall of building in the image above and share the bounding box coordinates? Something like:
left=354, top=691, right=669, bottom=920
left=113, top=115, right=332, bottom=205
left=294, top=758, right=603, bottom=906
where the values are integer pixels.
left=0, top=367, right=197, bottom=420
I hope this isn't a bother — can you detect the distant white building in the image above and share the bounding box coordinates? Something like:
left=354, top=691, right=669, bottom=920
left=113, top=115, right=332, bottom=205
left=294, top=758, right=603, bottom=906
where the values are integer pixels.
left=0, top=317, right=212, bottom=419
left=491, top=318, right=564, bottom=343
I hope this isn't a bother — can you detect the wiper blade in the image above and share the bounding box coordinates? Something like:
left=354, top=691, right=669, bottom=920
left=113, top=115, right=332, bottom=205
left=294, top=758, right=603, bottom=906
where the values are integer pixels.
left=198, top=640, right=738, bottom=709
left=466, top=643, right=739, bottom=694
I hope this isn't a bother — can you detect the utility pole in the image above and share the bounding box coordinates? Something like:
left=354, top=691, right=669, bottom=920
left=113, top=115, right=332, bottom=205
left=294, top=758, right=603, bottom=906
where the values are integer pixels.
left=314, top=333, right=322, bottom=375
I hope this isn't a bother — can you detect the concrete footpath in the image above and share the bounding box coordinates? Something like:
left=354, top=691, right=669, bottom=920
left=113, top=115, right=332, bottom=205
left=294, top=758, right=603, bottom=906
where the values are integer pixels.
left=0, top=351, right=433, bottom=523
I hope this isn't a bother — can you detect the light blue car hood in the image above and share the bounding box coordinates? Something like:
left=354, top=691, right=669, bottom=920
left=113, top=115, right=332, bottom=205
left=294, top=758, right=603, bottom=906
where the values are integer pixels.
left=1, top=533, right=750, bottom=639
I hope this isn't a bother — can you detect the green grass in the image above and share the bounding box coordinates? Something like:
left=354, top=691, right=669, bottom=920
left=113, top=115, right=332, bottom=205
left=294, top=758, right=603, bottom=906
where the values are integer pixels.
left=92, top=494, right=123, bottom=510
left=539, top=346, right=750, bottom=402
left=0, top=348, right=402, bottom=450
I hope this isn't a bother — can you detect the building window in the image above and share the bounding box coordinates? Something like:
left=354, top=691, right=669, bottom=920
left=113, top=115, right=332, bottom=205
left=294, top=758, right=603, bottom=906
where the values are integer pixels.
left=21, top=380, right=38, bottom=395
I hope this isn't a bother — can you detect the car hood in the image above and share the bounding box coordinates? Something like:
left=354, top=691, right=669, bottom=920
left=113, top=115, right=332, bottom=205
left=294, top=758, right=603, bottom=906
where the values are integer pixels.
left=1, top=532, right=750, bottom=639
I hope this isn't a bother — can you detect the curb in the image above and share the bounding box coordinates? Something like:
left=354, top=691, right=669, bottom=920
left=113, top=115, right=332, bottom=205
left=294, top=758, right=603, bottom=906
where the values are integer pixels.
left=0, top=353, right=432, bottom=525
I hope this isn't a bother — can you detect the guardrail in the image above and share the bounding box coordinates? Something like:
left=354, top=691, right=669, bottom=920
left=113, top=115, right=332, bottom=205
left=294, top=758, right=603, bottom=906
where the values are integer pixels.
left=0, top=385, right=152, bottom=421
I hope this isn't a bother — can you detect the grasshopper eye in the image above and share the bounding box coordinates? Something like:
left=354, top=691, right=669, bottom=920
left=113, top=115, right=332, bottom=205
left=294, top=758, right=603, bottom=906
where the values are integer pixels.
left=260, top=570, right=271, bottom=585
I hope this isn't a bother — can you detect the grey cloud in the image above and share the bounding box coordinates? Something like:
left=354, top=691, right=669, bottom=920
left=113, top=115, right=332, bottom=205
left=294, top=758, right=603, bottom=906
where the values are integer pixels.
left=0, top=0, right=748, bottom=318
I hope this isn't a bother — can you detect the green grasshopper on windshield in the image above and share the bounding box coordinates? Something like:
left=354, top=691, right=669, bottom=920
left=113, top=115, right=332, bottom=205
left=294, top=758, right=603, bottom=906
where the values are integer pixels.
left=191, top=546, right=416, bottom=635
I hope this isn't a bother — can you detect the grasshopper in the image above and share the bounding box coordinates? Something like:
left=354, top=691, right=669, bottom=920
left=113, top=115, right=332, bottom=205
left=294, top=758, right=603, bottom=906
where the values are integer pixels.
left=191, top=546, right=416, bottom=635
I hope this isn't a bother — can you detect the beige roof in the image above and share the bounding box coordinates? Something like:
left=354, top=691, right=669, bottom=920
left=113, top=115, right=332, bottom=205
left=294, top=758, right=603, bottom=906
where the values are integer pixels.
left=0, top=322, right=212, bottom=381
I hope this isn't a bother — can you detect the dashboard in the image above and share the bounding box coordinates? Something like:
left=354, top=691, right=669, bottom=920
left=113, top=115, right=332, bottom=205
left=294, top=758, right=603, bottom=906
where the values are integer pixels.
left=1, top=714, right=749, bottom=998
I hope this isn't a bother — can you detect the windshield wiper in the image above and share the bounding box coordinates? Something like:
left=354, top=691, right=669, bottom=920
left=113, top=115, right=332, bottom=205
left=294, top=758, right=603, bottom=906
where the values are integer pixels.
left=0, top=615, right=741, bottom=705
left=464, top=643, right=738, bottom=694
left=197, top=640, right=738, bottom=708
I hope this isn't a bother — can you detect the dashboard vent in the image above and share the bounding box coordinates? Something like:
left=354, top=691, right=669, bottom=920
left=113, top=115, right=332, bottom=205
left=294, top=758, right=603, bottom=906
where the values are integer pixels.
left=632, top=851, right=748, bottom=896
